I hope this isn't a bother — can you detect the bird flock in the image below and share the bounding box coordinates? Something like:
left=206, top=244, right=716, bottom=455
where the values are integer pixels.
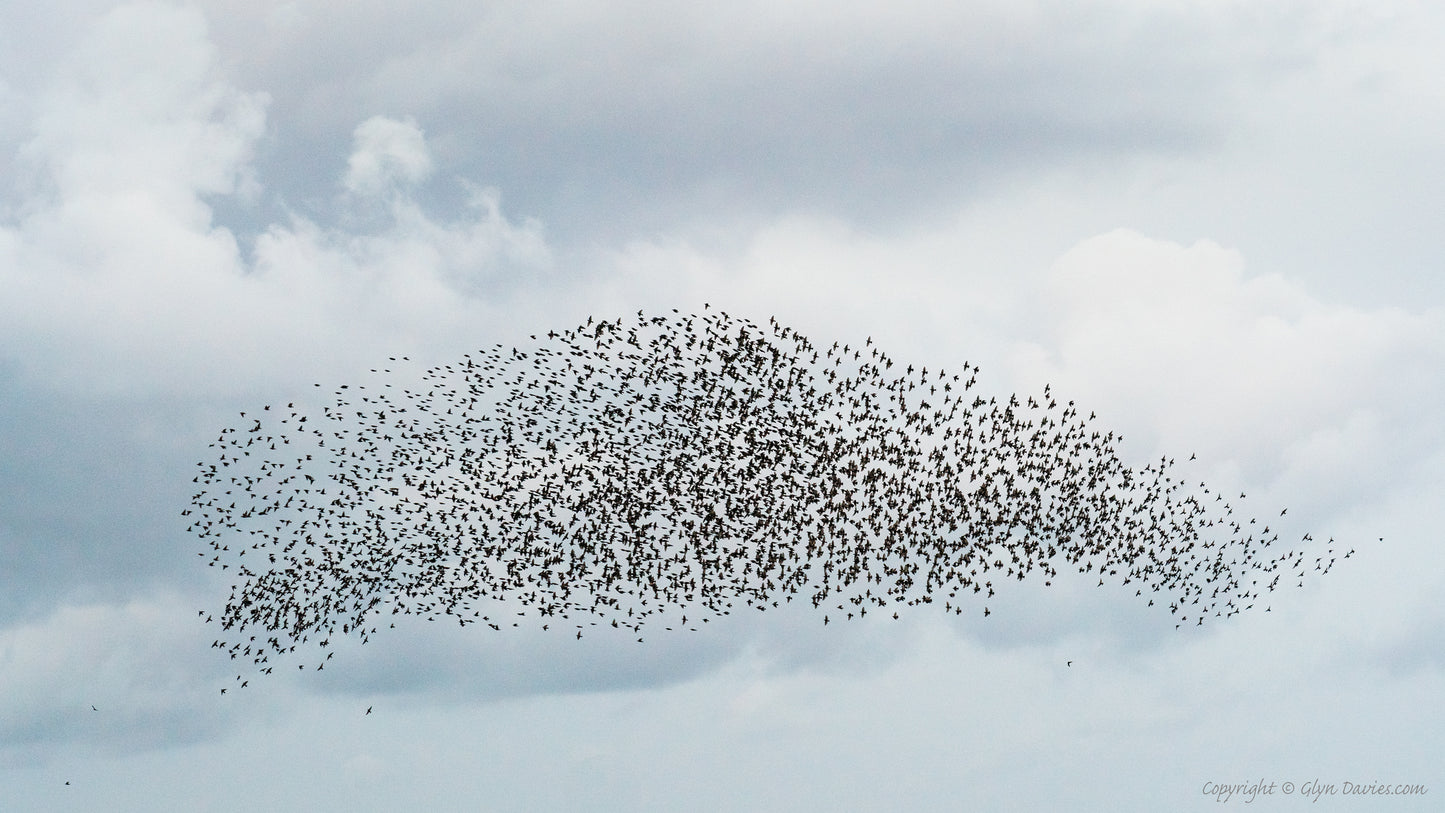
left=187, top=307, right=1345, bottom=682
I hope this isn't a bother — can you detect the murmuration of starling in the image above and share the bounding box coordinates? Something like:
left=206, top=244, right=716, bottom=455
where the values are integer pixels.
left=186, top=308, right=1342, bottom=682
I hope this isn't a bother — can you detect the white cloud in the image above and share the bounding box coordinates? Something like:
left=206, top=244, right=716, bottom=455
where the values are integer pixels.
left=343, top=115, right=433, bottom=197
left=1013, top=229, right=1443, bottom=505
left=0, top=2, right=551, bottom=398
left=22, top=2, right=266, bottom=207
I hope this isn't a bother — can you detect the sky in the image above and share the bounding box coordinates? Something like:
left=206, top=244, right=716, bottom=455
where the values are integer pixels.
left=2, top=1, right=1443, bottom=810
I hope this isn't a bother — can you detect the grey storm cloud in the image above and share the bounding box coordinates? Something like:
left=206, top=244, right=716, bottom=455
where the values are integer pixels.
left=199, top=0, right=1321, bottom=239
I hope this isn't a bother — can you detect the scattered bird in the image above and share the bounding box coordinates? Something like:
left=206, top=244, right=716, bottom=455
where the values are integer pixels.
left=188, top=309, right=1347, bottom=682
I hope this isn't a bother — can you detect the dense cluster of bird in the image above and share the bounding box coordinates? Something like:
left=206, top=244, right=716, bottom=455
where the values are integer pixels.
left=187, top=307, right=1345, bottom=681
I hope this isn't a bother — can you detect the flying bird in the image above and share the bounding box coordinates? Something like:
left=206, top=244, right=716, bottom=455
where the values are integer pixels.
left=188, top=308, right=1339, bottom=683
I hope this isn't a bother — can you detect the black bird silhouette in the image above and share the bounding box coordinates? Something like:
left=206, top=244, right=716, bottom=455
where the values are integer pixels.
left=188, top=309, right=1342, bottom=682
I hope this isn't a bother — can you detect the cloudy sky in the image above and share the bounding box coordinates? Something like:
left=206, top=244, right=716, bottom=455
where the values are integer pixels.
left=2, top=1, right=1442, bottom=810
